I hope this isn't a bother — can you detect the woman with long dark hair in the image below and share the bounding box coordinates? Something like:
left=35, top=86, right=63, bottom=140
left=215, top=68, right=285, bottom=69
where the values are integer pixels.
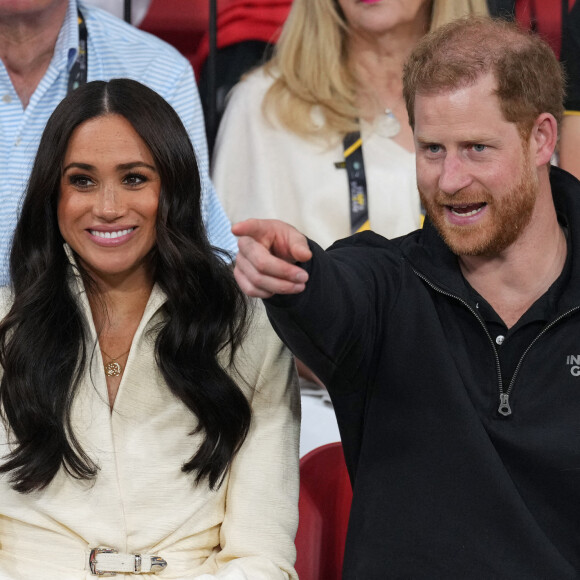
left=0, top=79, right=299, bottom=579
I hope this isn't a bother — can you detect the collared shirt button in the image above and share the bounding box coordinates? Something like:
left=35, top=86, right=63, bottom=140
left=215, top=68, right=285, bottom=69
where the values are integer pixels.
left=2, top=94, right=11, bottom=104
left=15, top=137, right=21, bottom=146
left=496, top=335, right=505, bottom=345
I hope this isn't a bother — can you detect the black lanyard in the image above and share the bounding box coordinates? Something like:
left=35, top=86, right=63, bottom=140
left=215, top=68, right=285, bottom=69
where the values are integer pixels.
left=341, top=129, right=427, bottom=232
left=67, top=9, right=88, bottom=95
left=342, top=130, right=369, bottom=234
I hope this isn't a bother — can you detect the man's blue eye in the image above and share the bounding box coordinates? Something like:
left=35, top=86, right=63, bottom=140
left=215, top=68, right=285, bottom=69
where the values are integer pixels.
left=473, top=144, right=486, bottom=152
left=429, top=145, right=440, bottom=153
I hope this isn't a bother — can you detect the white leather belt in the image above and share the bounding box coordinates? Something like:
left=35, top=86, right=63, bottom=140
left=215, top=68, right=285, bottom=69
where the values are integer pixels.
left=89, top=547, right=167, bottom=576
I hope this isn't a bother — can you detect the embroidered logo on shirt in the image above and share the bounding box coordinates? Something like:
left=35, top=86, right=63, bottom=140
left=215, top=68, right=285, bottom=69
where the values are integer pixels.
left=566, top=355, right=580, bottom=376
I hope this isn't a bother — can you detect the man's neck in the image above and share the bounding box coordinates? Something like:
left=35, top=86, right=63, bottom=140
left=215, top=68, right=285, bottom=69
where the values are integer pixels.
left=459, top=179, right=567, bottom=329
left=0, top=1, right=69, bottom=107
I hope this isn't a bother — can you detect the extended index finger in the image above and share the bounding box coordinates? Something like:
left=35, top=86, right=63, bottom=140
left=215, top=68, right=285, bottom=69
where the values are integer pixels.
left=236, top=234, right=308, bottom=290
left=232, top=218, right=313, bottom=264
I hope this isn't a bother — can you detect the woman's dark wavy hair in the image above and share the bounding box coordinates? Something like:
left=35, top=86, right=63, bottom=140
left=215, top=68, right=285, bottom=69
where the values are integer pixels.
left=0, top=79, right=250, bottom=493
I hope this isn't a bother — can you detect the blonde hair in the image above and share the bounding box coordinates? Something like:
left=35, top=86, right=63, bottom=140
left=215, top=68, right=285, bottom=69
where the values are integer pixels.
left=262, top=0, right=489, bottom=140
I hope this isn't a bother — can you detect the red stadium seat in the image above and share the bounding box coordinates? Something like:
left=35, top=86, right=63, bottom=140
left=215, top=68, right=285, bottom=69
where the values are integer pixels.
left=295, top=442, right=353, bottom=580
left=139, top=0, right=208, bottom=67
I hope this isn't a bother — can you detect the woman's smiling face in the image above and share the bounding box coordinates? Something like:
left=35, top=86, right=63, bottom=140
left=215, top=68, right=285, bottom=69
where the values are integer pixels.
left=58, top=113, right=161, bottom=287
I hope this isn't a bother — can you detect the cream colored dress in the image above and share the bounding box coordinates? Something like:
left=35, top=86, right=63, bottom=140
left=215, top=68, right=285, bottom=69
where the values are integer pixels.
left=0, top=258, right=300, bottom=579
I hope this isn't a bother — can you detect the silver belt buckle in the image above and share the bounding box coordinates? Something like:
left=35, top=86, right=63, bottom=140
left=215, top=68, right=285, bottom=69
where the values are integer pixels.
left=89, top=547, right=117, bottom=577
left=89, top=547, right=168, bottom=576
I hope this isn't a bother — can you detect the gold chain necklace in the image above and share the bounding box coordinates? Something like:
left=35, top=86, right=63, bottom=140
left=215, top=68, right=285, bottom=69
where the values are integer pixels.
left=101, top=348, right=130, bottom=377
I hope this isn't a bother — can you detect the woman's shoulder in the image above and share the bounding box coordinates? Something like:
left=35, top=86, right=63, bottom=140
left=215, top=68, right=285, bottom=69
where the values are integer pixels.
left=240, top=299, right=287, bottom=362
left=229, top=299, right=296, bottom=396
left=242, top=66, right=278, bottom=91
left=226, top=67, right=277, bottom=111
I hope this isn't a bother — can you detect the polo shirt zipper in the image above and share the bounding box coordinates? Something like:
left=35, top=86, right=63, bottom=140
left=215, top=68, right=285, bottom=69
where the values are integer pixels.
left=412, top=268, right=580, bottom=417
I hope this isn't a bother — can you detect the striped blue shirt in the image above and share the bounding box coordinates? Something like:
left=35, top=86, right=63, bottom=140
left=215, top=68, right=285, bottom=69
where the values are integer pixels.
left=0, top=0, right=237, bottom=284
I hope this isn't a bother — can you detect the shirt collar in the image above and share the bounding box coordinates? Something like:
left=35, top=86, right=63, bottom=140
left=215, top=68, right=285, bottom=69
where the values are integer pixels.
left=56, top=0, right=81, bottom=73
left=465, top=216, right=572, bottom=329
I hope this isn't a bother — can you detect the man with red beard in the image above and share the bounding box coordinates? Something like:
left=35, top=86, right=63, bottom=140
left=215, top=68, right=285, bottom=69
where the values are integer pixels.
left=233, top=16, right=580, bottom=580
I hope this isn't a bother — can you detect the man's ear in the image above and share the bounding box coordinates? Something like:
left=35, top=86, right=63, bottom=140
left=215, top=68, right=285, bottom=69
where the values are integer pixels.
left=530, top=113, right=558, bottom=167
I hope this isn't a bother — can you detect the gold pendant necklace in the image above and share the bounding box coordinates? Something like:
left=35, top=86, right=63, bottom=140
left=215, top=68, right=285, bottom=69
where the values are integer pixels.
left=101, top=348, right=130, bottom=377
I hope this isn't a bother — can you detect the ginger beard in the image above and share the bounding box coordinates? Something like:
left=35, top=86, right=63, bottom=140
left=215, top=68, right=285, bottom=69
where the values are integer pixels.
left=419, top=148, right=539, bottom=257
